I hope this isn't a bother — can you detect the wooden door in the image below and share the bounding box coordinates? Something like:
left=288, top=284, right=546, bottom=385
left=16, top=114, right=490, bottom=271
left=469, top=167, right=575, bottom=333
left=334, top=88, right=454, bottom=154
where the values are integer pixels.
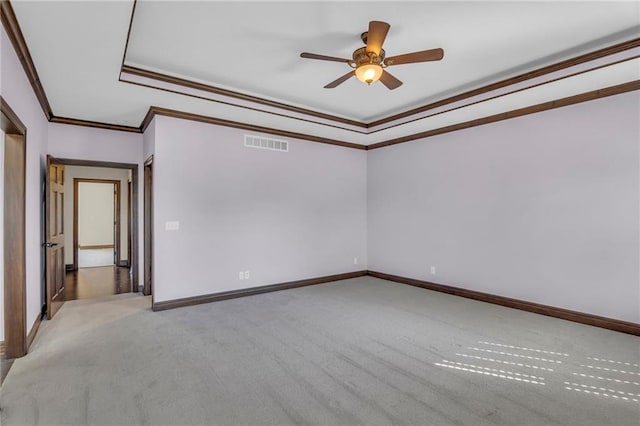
left=46, top=156, right=65, bottom=319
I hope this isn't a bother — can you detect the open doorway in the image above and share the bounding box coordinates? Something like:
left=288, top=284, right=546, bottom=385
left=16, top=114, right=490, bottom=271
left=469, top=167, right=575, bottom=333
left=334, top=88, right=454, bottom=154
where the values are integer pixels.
left=64, top=168, right=133, bottom=301
left=44, top=159, right=139, bottom=311
left=143, top=156, right=153, bottom=298
left=74, top=179, right=121, bottom=269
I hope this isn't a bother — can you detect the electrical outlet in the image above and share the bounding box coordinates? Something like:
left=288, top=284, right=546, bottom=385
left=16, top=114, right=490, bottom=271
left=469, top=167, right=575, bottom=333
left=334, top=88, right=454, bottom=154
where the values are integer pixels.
left=165, top=221, right=180, bottom=231
left=244, top=271, right=250, bottom=280
left=239, top=271, right=244, bottom=280
left=353, top=257, right=358, bottom=265
left=430, top=266, right=436, bottom=275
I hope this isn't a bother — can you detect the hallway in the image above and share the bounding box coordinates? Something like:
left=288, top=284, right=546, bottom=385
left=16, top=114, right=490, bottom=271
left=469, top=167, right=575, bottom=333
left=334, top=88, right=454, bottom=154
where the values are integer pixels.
left=65, top=266, right=132, bottom=301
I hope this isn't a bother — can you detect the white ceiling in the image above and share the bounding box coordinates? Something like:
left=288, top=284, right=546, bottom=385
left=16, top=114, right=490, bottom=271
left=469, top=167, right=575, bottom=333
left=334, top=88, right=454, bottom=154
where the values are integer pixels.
left=8, top=1, right=640, bottom=144
left=127, top=0, right=640, bottom=122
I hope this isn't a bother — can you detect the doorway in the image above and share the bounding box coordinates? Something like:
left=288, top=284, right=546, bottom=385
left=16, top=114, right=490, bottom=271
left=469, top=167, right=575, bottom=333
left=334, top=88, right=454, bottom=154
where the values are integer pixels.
left=45, top=158, right=140, bottom=316
left=1, top=98, right=27, bottom=366
left=73, top=179, right=121, bottom=269
left=143, top=157, right=153, bottom=297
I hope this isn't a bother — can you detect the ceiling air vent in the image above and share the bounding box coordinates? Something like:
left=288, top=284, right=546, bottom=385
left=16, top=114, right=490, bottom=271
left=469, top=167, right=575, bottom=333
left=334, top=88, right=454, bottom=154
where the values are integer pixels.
left=244, top=135, right=288, bottom=152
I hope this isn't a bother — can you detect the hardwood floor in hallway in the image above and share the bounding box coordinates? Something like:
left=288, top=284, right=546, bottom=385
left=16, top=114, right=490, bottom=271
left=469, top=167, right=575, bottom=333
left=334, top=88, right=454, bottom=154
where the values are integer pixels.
left=65, top=266, right=132, bottom=300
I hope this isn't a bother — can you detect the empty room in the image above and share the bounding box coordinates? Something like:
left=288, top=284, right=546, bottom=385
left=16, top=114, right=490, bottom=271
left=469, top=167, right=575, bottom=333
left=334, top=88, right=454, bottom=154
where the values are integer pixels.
left=1, top=1, right=639, bottom=425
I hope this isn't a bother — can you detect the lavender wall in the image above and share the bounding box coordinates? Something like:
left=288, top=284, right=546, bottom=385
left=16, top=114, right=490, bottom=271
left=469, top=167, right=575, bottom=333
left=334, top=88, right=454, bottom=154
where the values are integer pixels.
left=1, top=26, right=50, bottom=328
left=47, top=123, right=142, bottom=163
left=152, top=116, right=367, bottom=303
left=4, top=14, right=638, bottom=331
left=368, top=92, right=640, bottom=323
left=48, top=123, right=144, bottom=285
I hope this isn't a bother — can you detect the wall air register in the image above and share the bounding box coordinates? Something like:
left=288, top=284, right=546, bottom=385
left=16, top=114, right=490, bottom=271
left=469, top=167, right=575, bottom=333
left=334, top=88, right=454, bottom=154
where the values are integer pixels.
left=244, top=135, right=289, bottom=152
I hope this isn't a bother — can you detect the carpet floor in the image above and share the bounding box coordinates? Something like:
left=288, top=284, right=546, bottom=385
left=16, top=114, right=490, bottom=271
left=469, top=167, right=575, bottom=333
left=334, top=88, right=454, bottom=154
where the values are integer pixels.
left=1, top=276, right=638, bottom=425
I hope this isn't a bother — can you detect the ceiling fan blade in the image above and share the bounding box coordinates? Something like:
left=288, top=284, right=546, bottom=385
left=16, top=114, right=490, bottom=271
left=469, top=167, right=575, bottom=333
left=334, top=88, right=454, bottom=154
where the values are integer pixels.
left=324, top=71, right=355, bottom=88
left=300, top=52, right=351, bottom=63
left=366, top=21, right=390, bottom=56
left=384, top=48, right=444, bottom=66
left=379, top=70, right=403, bottom=90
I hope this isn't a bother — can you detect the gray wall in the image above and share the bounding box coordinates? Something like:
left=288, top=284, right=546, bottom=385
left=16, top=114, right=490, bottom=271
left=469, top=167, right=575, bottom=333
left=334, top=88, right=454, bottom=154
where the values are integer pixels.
left=152, top=116, right=367, bottom=303
left=368, top=91, right=640, bottom=323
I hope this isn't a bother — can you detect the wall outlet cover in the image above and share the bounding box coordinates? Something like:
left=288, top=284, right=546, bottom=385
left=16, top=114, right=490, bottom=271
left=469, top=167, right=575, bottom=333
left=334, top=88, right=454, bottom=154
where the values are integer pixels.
left=165, top=221, right=180, bottom=231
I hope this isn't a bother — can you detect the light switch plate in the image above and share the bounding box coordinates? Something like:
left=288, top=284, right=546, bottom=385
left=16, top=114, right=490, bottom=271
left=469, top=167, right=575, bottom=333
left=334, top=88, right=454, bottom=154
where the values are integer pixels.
left=165, top=221, right=180, bottom=231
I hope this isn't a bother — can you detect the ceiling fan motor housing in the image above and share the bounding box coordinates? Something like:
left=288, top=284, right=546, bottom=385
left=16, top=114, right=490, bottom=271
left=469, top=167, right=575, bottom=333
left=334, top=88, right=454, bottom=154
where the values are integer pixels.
left=351, top=47, right=386, bottom=68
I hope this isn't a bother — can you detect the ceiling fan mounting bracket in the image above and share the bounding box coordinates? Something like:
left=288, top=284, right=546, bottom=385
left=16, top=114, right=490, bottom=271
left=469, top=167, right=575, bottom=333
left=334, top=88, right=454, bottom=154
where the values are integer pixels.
left=352, top=47, right=386, bottom=68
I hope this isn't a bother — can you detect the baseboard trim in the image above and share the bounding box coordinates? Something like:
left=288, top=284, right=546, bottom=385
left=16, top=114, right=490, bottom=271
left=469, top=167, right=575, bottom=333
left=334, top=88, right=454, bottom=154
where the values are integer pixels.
left=78, top=244, right=114, bottom=250
left=367, top=271, right=640, bottom=336
left=26, top=312, right=42, bottom=351
left=152, top=270, right=368, bottom=312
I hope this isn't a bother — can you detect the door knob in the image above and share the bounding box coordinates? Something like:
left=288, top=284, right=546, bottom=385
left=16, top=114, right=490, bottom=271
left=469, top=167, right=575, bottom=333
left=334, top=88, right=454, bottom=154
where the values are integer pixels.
left=44, top=242, right=58, bottom=248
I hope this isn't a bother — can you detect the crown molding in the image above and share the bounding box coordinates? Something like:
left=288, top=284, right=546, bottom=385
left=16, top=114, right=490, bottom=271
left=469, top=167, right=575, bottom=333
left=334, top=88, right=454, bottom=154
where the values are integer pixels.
left=368, top=80, right=640, bottom=150
left=120, top=0, right=137, bottom=70
left=0, top=0, right=52, bottom=120
left=138, top=81, right=639, bottom=151
left=140, top=106, right=367, bottom=150
left=367, top=37, right=640, bottom=128
left=50, top=116, right=141, bottom=133
left=120, top=5, right=639, bottom=132
left=121, top=35, right=640, bottom=144
left=122, top=65, right=367, bottom=130
left=3, top=0, right=639, bottom=151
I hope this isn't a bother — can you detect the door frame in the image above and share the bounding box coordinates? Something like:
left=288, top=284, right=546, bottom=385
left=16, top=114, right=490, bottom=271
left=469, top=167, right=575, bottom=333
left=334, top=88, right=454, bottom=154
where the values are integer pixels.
left=73, top=178, right=121, bottom=270
left=143, top=156, right=153, bottom=297
left=1, top=97, right=27, bottom=359
left=127, top=180, right=132, bottom=268
left=54, top=158, right=139, bottom=292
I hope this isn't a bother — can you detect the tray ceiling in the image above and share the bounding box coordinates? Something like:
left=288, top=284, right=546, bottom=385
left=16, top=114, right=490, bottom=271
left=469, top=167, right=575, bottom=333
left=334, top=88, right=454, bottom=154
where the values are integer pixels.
left=7, top=1, right=640, bottom=145
left=125, top=1, right=640, bottom=122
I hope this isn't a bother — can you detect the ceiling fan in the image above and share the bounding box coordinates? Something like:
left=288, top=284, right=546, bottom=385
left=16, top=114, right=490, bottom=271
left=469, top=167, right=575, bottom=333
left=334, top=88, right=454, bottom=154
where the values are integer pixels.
left=300, top=21, right=444, bottom=90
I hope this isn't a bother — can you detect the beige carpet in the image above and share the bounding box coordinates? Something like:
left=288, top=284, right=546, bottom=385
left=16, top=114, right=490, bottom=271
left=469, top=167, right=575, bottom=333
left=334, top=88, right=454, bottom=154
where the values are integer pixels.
left=1, top=277, right=638, bottom=425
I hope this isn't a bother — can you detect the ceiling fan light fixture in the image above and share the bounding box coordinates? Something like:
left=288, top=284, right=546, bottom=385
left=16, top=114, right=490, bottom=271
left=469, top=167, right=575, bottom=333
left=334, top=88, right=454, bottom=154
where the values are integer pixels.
left=300, top=20, right=443, bottom=90
left=355, top=63, right=383, bottom=85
